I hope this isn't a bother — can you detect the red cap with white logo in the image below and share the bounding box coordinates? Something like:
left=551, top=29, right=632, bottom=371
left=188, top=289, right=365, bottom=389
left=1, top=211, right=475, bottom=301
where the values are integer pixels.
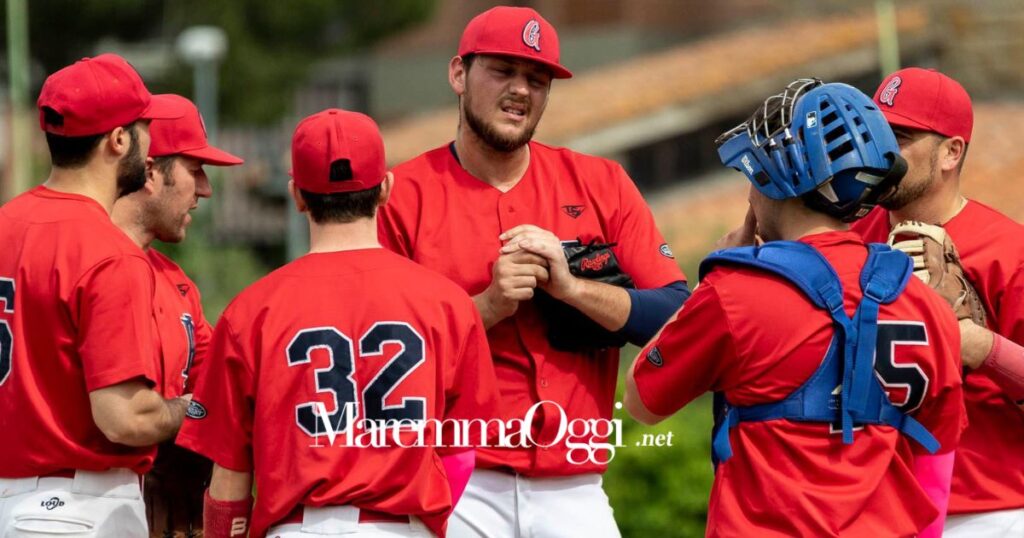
left=873, top=67, right=973, bottom=143
left=148, top=94, right=243, bottom=166
left=458, top=6, right=573, bottom=79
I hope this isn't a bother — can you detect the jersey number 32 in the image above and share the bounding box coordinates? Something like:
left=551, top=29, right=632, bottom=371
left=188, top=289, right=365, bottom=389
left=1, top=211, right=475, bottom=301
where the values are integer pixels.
left=287, top=322, right=426, bottom=436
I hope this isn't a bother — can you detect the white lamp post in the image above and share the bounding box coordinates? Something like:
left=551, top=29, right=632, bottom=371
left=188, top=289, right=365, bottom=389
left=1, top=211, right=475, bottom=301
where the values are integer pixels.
left=176, top=25, right=228, bottom=141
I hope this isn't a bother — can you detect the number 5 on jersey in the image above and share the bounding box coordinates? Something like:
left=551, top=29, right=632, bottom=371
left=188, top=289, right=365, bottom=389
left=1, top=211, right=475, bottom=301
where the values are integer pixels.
left=287, top=322, right=426, bottom=437
left=0, top=277, right=14, bottom=386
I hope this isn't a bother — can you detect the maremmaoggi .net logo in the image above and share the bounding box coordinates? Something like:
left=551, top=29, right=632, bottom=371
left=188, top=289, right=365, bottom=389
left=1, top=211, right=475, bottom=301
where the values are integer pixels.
left=303, top=400, right=629, bottom=465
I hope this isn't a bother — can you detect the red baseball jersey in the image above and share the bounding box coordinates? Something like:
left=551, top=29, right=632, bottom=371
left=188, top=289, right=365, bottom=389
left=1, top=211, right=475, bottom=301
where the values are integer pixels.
left=147, top=249, right=212, bottom=398
left=0, top=186, right=159, bottom=477
left=176, top=248, right=498, bottom=538
left=379, top=142, right=685, bottom=476
left=633, top=231, right=964, bottom=537
left=853, top=201, right=1024, bottom=514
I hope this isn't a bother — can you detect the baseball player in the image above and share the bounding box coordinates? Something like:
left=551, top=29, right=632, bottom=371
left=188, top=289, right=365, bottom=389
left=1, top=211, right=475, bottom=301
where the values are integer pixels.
left=176, top=109, right=499, bottom=538
left=851, top=68, right=1024, bottom=536
left=111, top=93, right=244, bottom=537
left=0, top=54, right=191, bottom=536
left=625, top=80, right=965, bottom=537
left=378, top=6, right=688, bottom=536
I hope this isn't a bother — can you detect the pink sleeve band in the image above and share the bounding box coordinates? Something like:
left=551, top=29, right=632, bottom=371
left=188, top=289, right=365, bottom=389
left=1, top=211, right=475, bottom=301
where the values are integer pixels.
left=912, top=451, right=956, bottom=538
left=977, top=332, right=1024, bottom=403
left=441, top=449, right=475, bottom=506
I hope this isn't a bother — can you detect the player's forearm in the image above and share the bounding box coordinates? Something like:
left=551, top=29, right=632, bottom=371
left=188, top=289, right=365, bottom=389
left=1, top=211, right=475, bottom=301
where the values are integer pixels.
left=472, top=291, right=506, bottom=330
left=624, top=363, right=668, bottom=425
left=206, top=464, right=253, bottom=538
left=559, top=277, right=631, bottom=332
left=116, top=396, right=189, bottom=447
left=91, top=383, right=190, bottom=447
left=209, top=464, right=253, bottom=501
left=959, top=319, right=994, bottom=369
left=970, top=327, right=1024, bottom=406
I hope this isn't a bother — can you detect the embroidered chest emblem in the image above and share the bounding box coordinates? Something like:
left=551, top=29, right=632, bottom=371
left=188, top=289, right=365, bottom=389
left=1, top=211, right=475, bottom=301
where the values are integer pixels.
left=561, top=205, right=585, bottom=218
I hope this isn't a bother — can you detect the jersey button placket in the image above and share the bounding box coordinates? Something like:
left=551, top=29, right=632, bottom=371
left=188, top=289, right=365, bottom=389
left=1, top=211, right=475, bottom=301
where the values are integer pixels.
left=497, top=197, right=518, bottom=229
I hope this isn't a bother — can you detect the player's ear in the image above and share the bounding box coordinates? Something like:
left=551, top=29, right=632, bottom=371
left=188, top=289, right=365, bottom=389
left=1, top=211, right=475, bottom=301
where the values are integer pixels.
left=378, top=171, right=394, bottom=208
left=287, top=180, right=307, bottom=213
left=105, top=126, right=131, bottom=159
left=143, top=156, right=158, bottom=194
left=449, top=56, right=467, bottom=96
left=939, top=136, right=967, bottom=174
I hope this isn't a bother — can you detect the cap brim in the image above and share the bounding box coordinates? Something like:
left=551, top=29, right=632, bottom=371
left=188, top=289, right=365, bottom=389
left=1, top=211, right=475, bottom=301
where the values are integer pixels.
left=880, top=109, right=934, bottom=134
left=139, top=94, right=190, bottom=121
left=181, top=145, right=244, bottom=166
left=473, top=51, right=573, bottom=79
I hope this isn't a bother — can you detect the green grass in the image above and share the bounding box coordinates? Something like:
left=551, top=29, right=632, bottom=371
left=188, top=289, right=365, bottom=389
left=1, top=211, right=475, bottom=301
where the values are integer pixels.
left=606, top=388, right=714, bottom=537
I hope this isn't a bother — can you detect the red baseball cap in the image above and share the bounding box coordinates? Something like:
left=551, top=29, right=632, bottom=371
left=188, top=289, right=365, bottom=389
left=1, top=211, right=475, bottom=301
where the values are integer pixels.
left=458, top=6, right=573, bottom=79
left=148, top=94, right=243, bottom=166
left=290, top=109, right=386, bottom=194
left=37, top=53, right=187, bottom=137
left=873, top=67, right=973, bottom=142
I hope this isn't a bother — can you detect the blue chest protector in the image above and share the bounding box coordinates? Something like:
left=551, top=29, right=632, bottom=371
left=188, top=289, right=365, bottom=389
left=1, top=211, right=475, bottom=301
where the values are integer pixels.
left=699, top=241, right=940, bottom=466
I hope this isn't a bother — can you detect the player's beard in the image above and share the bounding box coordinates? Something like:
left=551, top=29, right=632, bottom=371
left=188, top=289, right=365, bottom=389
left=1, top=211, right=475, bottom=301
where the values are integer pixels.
left=116, top=125, right=147, bottom=198
left=463, top=92, right=537, bottom=153
left=881, top=147, right=938, bottom=211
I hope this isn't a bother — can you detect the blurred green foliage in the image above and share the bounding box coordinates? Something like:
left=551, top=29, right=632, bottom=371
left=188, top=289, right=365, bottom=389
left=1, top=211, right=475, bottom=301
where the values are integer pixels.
left=9, top=0, right=437, bottom=124
left=151, top=208, right=267, bottom=320
left=606, top=390, right=714, bottom=537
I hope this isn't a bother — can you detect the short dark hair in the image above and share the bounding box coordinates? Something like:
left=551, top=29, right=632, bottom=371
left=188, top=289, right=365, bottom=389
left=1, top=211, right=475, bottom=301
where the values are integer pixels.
left=153, top=155, right=177, bottom=186
left=461, top=53, right=478, bottom=72
left=43, top=111, right=138, bottom=169
left=299, top=184, right=382, bottom=224
left=44, top=105, right=105, bottom=168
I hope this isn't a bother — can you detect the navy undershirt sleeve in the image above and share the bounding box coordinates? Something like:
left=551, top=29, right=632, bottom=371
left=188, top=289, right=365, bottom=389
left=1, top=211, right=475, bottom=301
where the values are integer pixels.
left=619, top=280, right=691, bottom=346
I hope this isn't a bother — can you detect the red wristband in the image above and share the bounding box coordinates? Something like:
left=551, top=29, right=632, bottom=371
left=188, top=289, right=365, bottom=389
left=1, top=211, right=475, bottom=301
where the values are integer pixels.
left=203, top=489, right=252, bottom=538
left=977, top=333, right=1024, bottom=404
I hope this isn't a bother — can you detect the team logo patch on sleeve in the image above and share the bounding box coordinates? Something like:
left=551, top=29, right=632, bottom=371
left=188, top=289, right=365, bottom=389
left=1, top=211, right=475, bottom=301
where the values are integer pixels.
left=185, top=400, right=207, bottom=419
left=646, top=346, right=664, bottom=367
left=659, top=243, right=675, bottom=258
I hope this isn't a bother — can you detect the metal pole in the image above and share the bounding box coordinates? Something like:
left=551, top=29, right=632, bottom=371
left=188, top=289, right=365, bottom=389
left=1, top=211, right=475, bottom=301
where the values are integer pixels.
left=6, top=0, right=31, bottom=199
left=287, top=207, right=309, bottom=260
left=193, top=59, right=219, bottom=143
left=876, top=0, right=901, bottom=78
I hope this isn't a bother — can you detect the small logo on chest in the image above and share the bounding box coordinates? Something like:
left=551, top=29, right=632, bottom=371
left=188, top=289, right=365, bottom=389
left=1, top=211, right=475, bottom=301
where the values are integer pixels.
left=561, top=205, right=585, bottom=218
left=176, top=283, right=190, bottom=296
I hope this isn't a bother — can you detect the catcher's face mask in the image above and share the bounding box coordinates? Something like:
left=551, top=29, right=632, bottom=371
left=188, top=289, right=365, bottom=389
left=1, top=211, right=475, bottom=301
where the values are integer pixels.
left=716, top=79, right=907, bottom=222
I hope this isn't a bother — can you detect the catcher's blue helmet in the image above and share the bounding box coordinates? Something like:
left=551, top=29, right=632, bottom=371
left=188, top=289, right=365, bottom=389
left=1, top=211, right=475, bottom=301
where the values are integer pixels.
left=716, top=79, right=906, bottom=222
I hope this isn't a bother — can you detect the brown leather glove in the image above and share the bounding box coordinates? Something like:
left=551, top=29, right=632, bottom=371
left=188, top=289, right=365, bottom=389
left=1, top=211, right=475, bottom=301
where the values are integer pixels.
left=888, top=220, right=987, bottom=326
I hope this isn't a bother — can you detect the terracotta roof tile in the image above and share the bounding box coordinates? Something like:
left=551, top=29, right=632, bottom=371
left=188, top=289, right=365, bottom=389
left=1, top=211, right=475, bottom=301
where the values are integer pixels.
left=381, top=6, right=928, bottom=164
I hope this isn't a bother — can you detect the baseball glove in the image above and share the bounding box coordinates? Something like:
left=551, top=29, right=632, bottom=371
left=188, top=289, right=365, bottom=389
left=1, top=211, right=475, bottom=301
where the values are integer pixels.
left=534, top=238, right=635, bottom=351
left=887, top=220, right=987, bottom=326
left=146, top=442, right=213, bottom=538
